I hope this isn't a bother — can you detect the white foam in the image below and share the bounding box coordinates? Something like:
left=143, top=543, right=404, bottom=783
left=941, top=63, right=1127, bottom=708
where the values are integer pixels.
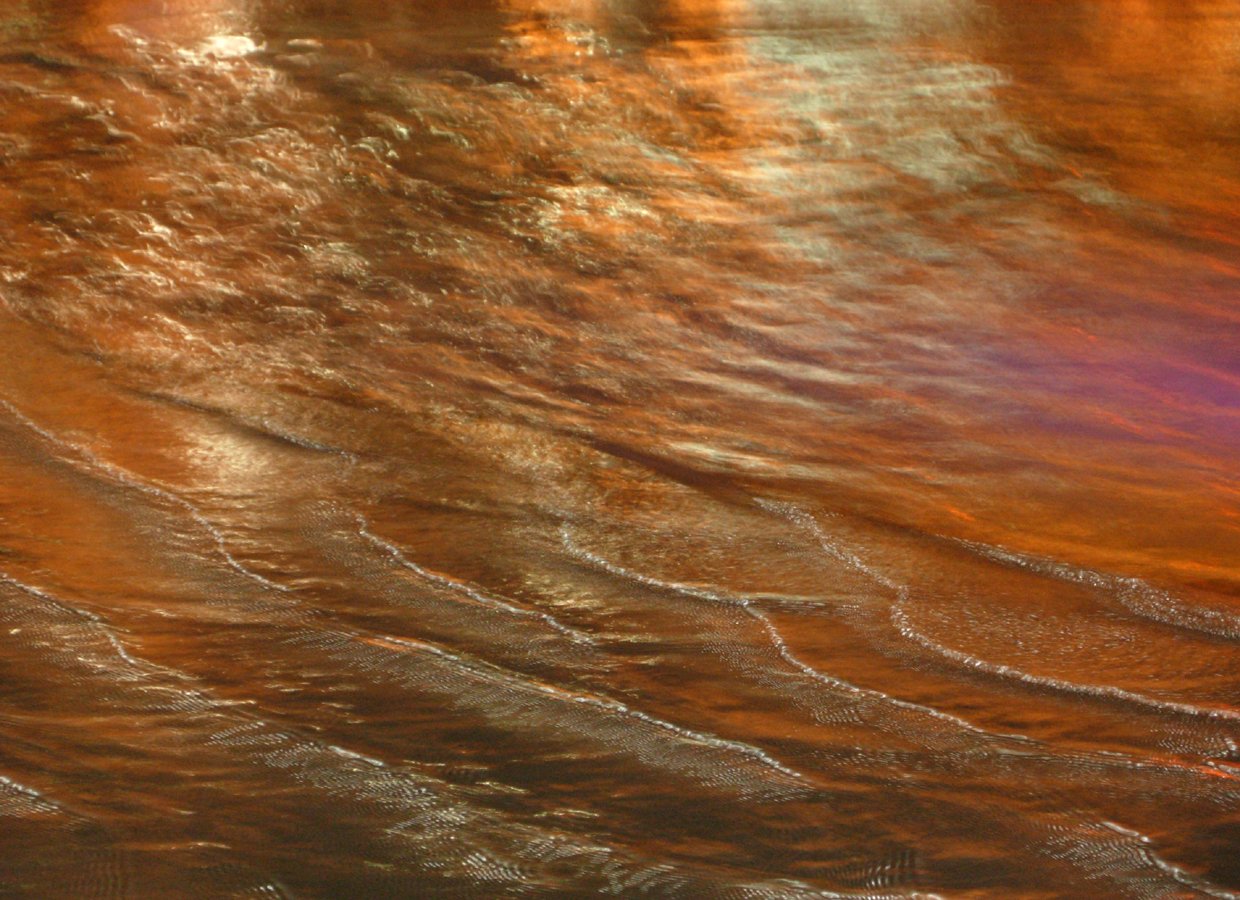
left=0, top=398, right=290, bottom=595
left=357, top=514, right=594, bottom=645
left=954, top=538, right=1240, bottom=641
left=891, top=592, right=1240, bottom=723
left=558, top=525, right=1014, bottom=746
left=370, top=630, right=807, bottom=784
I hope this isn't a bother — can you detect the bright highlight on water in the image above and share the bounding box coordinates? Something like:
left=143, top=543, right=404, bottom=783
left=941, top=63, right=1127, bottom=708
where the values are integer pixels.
left=0, top=0, right=1237, bottom=896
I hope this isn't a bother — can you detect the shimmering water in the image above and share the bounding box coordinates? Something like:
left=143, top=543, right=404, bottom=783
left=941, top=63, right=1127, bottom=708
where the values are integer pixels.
left=1, top=0, right=1238, bottom=896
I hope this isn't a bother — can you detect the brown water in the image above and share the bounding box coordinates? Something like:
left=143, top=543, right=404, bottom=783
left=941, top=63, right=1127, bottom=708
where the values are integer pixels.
left=1, top=0, right=1238, bottom=896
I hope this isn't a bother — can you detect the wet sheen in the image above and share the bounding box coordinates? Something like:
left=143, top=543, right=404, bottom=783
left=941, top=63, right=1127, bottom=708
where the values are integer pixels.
left=1, top=0, right=1238, bottom=896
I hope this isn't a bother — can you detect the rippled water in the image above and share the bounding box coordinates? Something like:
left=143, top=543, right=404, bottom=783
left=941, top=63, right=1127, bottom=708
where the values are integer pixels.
left=1, top=0, right=1237, bottom=895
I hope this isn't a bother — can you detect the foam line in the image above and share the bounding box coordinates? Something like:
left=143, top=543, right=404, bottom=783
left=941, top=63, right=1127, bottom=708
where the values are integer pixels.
left=356, top=513, right=594, bottom=645
left=0, top=398, right=289, bottom=594
left=953, top=537, right=1240, bottom=641
left=759, top=499, right=1240, bottom=724
left=890, top=593, right=1240, bottom=724
left=559, top=525, right=1008, bottom=743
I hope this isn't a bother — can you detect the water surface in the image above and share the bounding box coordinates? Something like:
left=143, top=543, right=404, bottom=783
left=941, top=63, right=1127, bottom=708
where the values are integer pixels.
left=1, top=0, right=1238, bottom=895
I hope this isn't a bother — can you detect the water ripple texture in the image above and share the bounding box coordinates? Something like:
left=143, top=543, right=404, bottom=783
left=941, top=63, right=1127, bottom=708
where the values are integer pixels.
left=1, top=0, right=1238, bottom=895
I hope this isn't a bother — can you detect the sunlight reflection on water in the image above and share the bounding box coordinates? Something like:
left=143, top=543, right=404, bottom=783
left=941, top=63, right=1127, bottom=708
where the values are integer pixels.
left=0, top=0, right=1237, bottom=895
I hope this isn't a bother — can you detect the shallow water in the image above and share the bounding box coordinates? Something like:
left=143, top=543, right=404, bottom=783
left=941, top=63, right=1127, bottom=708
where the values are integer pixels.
left=0, top=0, right=1237, bottom=896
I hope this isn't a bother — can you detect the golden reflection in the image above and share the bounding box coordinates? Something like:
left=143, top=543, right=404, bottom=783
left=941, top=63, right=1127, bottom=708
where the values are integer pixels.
left=1, top=0, right=1238, bottom=895
left=64, top=0, right=256, bottom=48
left=990, top=0, right=1240, bottom=221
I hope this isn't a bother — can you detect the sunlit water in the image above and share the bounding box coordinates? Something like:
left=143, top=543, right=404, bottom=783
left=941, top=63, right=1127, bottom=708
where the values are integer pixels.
left=1, top=0, right=1237, bottom=896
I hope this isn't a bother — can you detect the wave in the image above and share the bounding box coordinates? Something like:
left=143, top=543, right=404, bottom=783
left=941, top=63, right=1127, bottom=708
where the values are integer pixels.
left=0, top=773, right=66, bottom=819
left=760, top=498, right=1240, bottom=728
left=282, top=626, right=810, bottom=799
left=558, top=523, right=1015, bottom=746
left=890, top=591, right=1240, bottom=726
left=1040, top=819, right=1240, bottom=900
left=0, top=397, right=292, bottom=597
left=356, top=512, right=594, bottom=645
left=0, top=570, right=833, bottom=895
left=952, top=537, right=1240, bottom=642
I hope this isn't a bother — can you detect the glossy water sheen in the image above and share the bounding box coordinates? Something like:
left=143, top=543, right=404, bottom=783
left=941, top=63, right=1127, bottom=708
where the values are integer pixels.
left=1, top=0, right=1238, bottom=896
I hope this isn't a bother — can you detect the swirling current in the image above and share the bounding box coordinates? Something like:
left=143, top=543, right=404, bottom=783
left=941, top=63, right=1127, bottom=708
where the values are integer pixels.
left=0, top=0, right=1238, bottom=896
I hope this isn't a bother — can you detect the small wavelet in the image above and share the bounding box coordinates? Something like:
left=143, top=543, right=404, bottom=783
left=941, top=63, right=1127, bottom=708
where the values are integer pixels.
left=890, top=591, right=1240, bottom=727
left=757, top=498, right=1240, bottom=783
left=0, top=774, right=64, bottom=819
left=953, top=538, right=1240, bottom=642
left=356, top=512, right=594, bottom=645
left=558, top=522, right=1019, bottom=747
left=3, top=0, right=1239, bottom=893
left=285, top=625, right=811, bottom=799
left=0, top=397, right=292, bottom=596
left=1038, top=819, right=1240, bottom=900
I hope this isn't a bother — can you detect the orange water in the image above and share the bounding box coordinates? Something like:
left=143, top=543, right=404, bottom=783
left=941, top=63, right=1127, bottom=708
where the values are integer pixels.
left=0, top=1, right=1237, bottom=896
